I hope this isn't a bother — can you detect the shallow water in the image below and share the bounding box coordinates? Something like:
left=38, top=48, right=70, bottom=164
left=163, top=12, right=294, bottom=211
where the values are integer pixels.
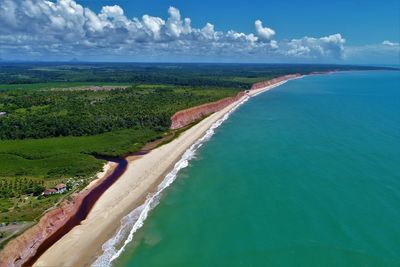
left=114, top=71, right=400, bottom=267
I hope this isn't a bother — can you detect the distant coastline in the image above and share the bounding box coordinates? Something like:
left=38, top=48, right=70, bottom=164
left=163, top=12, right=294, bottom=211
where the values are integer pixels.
left=32, top=74, right=301, bottom=267
left=0, top=73, right=319, bottom=267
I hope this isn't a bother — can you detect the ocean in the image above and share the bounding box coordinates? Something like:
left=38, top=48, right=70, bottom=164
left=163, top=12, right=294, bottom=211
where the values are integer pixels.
left=110, top=71, right=400, bottom=267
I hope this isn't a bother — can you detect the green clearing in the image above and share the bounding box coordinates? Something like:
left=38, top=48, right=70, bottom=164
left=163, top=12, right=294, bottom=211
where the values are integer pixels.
left=218, top=76, right=276, bottom=84
left=0, top=128, right=162, bottom=223
left=0, top=194, right=60, bottom=222
left=0, top=127, right=161, bottom=179
left=0, top=82, right=130, bottom=92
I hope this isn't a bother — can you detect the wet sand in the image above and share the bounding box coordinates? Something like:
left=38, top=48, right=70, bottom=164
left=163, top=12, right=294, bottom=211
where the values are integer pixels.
left=34, top=80, right=291, bottom=267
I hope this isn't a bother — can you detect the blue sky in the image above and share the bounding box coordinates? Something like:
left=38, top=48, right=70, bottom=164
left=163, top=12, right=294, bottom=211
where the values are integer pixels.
left=81, top=0, right=400, bottom=46
left=0, top=0, right=399, bottom=63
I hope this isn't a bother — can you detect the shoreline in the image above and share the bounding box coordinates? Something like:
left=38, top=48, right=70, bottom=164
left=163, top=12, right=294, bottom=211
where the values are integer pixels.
left=0, top=160, right=123, bottom=267
left=33, top=74, right=300, bottom=267
left=22, top=159, right=125, bottom=267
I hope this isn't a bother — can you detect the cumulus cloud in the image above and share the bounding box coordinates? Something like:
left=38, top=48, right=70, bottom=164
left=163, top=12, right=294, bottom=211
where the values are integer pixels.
left=255, top=20, right=275, bottom=40
left=282, top=34, right=346, bottom=59
left=165, top=6, right=191, bottom=38
left=142, top=15, right=165, bottom=40
left=0, top=0, right=352, bottom=62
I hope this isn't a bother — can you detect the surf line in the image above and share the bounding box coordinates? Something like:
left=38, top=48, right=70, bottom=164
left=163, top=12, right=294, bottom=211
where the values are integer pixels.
left=92, top=96, right=251, bottom=266
left=92, top=75, right=302, bottom=266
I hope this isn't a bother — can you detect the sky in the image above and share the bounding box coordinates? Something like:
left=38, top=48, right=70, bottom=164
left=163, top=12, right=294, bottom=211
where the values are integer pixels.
left=0, top=0, right=399, bottom=64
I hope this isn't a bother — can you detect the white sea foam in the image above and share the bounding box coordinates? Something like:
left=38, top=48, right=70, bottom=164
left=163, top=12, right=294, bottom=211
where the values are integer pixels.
left=91, top=77, right=299, bottom=267
left=91, top=96, right=250, bottom=267
left=251, top=75, right=305, bottom=97
left=251, top=80, right=288, bottom=97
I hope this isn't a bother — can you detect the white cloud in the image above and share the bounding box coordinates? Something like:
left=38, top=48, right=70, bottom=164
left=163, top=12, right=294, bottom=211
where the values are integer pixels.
left=0, top=0, right=18, bottom=29
left=226, top=30, right=258, bottom=43
left=2, top=0, right=392, bottom=63
left=270, top=40, right=279, bottom=49
left=344, top=42, right=400, bottom=64
left=142, top=15, right=165, bottom=40
left=382, top=40, right=400, bottom=47
left=0, top=0, right=277, bottom=60
left=254, top=20, right=275, bottom=41
left=200, top=23, right=216, bottom=39
left=165, top=6, right=192, bottom=38
left=282, top=34, right=345, bottom=59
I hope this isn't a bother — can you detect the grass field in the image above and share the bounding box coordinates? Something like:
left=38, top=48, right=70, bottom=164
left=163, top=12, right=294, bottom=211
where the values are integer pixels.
left=0, top=82, right=130, bottom=92
left=0, top=127, right=162, bottom=179
left=206, top=75, right=277, bottom=84
left=0, top=127, right=163, bottom=223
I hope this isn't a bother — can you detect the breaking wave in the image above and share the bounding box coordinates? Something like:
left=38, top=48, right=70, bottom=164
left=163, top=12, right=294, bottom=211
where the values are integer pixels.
left=91, top=96, right=250, bottom=267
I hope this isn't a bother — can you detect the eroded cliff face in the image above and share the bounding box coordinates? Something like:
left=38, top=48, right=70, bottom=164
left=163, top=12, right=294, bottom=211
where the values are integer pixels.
left=0, top=176, right=108, bottom=267
left=0, top=75, right=300, bottom=267
left=250, top=74, right=301, bottom=90
left=170, top=91, right=246, bottom=129
left=0, top=182, right=101, bottom=267
left=171, top=74, right=301, bottom=130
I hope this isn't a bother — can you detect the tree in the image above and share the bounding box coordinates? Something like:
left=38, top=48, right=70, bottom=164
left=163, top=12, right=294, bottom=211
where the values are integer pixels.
left=32, top=185, right=45, bottom=196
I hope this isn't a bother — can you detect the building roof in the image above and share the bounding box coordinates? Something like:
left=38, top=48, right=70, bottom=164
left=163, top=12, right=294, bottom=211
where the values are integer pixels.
left=43, top=189, right=57, bottom=194
left=55, top=183, right=66, bottom=190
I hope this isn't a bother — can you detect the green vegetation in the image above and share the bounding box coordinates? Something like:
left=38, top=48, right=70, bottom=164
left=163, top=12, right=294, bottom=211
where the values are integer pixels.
left=0, top=128, right=162, bottom=179
left=0, top=193, right=62, bottom=222
left=0, top=82, right=129, bottom=92
left=0, top=85, right=238, bottom=139
left=0, top=62, right=395, bottom=223
left=0, top=178, right=44, bottom=198
left=1, top=63, right=392, bottom=90
left=0, top=127, right=163, bottom=222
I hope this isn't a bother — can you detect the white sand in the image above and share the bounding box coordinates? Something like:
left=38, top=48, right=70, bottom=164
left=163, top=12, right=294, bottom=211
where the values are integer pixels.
left=85, top=162, right=117, bottom=191
left=34, top=80, right=289, bottom=267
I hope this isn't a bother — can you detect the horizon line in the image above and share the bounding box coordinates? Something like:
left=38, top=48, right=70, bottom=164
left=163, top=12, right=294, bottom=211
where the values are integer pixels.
left=0, top=60, right=398, bottom=68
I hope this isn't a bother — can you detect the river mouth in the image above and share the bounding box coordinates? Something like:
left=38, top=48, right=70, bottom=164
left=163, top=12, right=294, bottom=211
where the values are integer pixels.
left=19, top=75, right=300, bottom=266
left=23, top=156, right=128, bottom=267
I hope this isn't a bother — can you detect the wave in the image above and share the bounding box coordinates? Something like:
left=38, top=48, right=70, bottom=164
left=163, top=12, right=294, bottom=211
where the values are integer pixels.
left=91, top=96, right=250, bottom=267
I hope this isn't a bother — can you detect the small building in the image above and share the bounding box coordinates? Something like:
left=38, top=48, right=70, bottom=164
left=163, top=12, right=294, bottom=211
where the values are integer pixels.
left=0, top=112, right=6, bottom=117
left=42, top=183, right=67, bottom=196
left=43, top=189, right=57, bottom=196
left=54, top=183, right=67, bottom=193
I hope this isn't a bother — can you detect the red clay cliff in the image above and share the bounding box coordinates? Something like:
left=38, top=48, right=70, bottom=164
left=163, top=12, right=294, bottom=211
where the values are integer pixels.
left=0, top=74, right=300, bottom=267
left=170, top=74, right=301, bottom=129
left=170, top=91, right=246, bottom=129
left=0, top=193, right=85, bottom=267
left=250, top=74, right=301, bottom=90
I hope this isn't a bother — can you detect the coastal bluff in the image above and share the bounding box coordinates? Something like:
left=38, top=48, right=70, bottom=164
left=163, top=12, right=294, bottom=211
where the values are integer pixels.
left=0, top=194, right=83, bottom=267
left=0, top=75, right=298, bottom=267
left=250, top=74, right=301, bottom=90
left=170, top=74, right=301, bottom=130
left=0, top=163, right=118, bottom=267
left=170, top=91, right=246, bottom=129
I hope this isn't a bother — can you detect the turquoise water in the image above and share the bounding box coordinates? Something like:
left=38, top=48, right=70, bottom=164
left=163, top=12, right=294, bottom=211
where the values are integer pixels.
left=115, top=71, right=400, bottom=267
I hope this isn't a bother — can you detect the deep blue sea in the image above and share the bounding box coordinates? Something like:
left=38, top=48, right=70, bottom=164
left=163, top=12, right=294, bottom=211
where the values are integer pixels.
left=112, top=71, right=400, bottom=267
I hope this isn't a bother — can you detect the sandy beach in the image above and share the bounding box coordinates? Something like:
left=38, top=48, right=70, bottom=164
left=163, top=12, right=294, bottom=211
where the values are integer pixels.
left=34, top=79, right=292, bottom=267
